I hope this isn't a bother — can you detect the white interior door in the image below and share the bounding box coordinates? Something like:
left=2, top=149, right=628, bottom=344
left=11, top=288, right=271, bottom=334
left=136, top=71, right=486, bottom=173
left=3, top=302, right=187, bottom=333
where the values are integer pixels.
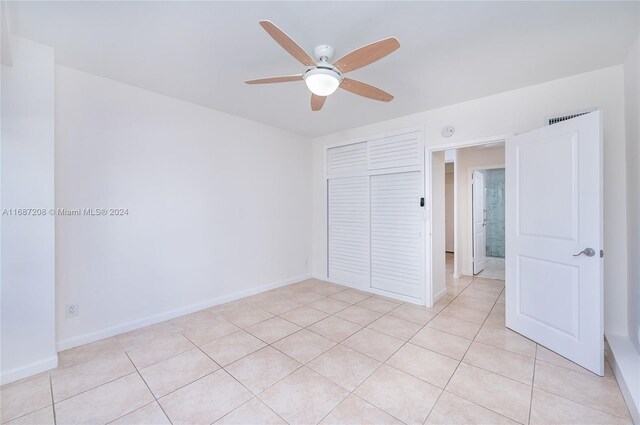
left=472, top=170, right=486, bottom=274
left=506, top=111, right=603, bottom=375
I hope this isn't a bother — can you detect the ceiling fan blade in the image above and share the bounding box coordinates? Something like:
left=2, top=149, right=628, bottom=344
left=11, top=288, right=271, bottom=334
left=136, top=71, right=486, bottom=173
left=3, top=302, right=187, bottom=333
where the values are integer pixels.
left=340, top=78, right=394, bottom=102
left=311, top=94, right=326, bottom=111
left=245, top=75, right=302, bottom=84
left=334, top=37, right=400, bottom=73
left=259, top=21, right=316, bottom=67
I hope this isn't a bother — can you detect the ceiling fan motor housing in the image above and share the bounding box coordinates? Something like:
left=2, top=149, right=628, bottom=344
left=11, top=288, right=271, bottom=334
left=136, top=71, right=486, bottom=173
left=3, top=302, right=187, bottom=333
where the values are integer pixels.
left=313, top=45, right=335, bottom=61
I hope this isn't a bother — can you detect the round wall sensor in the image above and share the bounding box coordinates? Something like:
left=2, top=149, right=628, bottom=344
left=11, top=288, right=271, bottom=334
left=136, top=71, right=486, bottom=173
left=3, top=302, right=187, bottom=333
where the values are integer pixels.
left=442, top=126, right=455, bottom=137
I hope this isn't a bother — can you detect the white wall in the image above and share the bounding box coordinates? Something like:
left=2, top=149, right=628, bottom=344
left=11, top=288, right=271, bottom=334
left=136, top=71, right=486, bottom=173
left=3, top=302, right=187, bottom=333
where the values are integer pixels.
left=444, top=165, right=454, bottom=253
left=455, top=146, right=505, bottom=276
left=312, top=66, right=628, bottom=337
left=1, top=37, right=57, bottom=383
left=55, top=66, right=312, bottom=350
left=624, top=32, right=640, bottom=353
left=611, top=27, right=640, bottom=425
left=431, top=151, right=446, bottom=300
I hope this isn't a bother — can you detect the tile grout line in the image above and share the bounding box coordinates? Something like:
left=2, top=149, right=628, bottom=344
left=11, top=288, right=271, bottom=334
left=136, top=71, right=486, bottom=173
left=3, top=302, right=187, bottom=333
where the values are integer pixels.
left=526, top=374, right=633, bottom=421
left=103, top=401, right=164, bottom=425
left=208, top=396, right=289, bottom=425
left=459, top=284, right=566, bottom=424
left=49, top=373, right=58, bottom=425
left=50, top=368, right=150, bottom=423
left=117, top=332, right=196, bottom=371
left=483, top=314, right=628, bottom=423
left=1, top=403, right=57, bottom=425
left=351, top=391, right=410, bottom=424
left=528, top=344, right=538, bottom=425
left=112, top=337, right=174, bottom=425
left=457, top=286, right=531, bottom=425
left=50, top=370, right=139, bottom=405
left=220, top=288, right=350, bottom=331
left=375, top=276, right=480, bottom=419
left=245, top=289, right=403, bottom=424
left=535, top=355, right=616, bottom=380
left=421, top=277, right=486, bottom=424
left=534, top=387, right=632, bottom=422
left=423, top=279, right=519, bottom=425
left=320, top=274, right=479, bottom=425
left=311, top=300, right=415, bottom=425
left=314, top=357, right=399, bottom=424
left=443, top=291, right=545, bottom=389
left=4, top=356, right=135, bottom=424
left=182, top=333, right=292, bottom=425
left=180, top=311, right=359, bottom=425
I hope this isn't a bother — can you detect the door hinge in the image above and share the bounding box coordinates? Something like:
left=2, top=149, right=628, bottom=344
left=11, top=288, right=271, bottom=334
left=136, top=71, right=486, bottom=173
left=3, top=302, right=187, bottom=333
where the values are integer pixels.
left=420, top=197, right=425, bottom=207
left=600, top=250, right=604, bottom=258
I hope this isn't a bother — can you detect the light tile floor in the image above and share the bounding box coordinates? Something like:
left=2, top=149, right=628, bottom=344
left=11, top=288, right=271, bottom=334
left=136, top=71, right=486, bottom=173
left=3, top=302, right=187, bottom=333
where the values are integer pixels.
left=1, top=257, right=632, bottom=425
left=477, top=257, right=506, bottom=280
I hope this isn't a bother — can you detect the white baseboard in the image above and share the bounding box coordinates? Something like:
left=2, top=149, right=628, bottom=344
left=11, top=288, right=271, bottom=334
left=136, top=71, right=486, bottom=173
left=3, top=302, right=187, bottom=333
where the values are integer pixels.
left=313, top=274, right=425, bottom=306
left=433, top=286, right=447, bottom=304
left=606, top=334, right=640, bottom=424
left=56, top=274, right=312, bottom=352
left=0, top=355, right=58, bottom=385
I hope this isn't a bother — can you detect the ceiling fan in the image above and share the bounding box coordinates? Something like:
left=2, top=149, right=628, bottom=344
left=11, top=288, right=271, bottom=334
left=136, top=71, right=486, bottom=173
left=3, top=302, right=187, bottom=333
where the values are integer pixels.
left=245, top=21, right=400, bottom=111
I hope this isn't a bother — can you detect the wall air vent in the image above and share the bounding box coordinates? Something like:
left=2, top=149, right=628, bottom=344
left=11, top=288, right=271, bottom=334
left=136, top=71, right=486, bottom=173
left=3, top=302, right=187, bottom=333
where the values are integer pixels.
left=546, top=108, right=597, bottom=126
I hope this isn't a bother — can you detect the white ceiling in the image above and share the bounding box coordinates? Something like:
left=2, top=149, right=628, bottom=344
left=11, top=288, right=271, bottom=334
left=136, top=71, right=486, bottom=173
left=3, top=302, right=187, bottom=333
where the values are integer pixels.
left=6, top=1, right=639, bottom=137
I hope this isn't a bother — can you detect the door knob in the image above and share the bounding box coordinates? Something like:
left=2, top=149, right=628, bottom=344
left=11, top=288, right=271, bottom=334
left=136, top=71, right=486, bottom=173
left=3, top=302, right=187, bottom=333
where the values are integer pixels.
left=573, top=248, right=595, bottom=257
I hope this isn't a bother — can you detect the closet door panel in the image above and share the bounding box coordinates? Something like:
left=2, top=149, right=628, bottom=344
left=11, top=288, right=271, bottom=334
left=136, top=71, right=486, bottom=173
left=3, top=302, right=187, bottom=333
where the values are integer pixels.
left=368, top=131, right=421, bottom=170
left=327, top=142, right=368, bottom=177
left=370, top=171, right=423, bottom=298
left=328, top=176, right=370, bottom=287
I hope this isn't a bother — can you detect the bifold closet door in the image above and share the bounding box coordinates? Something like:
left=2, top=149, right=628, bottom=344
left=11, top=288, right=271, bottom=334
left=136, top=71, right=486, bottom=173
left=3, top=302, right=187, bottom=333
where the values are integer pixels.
left=370, top=171, right=424, bottom=298
left=328, top=176, right=370, bottom=287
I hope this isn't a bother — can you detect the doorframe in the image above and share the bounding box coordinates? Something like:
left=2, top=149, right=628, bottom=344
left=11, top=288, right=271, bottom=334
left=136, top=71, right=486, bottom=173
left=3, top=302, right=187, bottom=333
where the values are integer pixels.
left=425, top=134, right=512, bottom=306
left=468, top=164, right=505, bottom=276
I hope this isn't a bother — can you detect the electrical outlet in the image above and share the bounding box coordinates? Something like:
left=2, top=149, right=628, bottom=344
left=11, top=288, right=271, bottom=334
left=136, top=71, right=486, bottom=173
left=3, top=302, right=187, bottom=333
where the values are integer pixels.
left=66, top=303, right=79, bottom=318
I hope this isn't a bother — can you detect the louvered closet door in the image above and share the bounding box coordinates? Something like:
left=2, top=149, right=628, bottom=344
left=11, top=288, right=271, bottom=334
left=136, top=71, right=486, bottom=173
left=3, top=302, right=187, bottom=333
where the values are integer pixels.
left=327, top=142, right=367, bottom=176
left=368, top=131, right=421, bottom=170
left=328, top=177, right=370, bottom=287
left=370, top=171, right=424, bottom=298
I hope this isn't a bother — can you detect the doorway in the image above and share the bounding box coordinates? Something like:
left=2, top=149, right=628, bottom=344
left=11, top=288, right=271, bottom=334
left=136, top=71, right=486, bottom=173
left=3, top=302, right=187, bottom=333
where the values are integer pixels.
left=428, top=141, right=505, bottom=296
left=472, top=167, right=505, bottom=280
left=425, top=141, right=505, bottom=310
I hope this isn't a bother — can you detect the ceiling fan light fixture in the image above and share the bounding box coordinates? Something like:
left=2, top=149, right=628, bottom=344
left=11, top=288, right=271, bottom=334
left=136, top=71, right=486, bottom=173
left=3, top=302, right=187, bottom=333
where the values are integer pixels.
left=303, top=68, right=342, bottom=97
left=247, top=21, right=400, bottom=110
